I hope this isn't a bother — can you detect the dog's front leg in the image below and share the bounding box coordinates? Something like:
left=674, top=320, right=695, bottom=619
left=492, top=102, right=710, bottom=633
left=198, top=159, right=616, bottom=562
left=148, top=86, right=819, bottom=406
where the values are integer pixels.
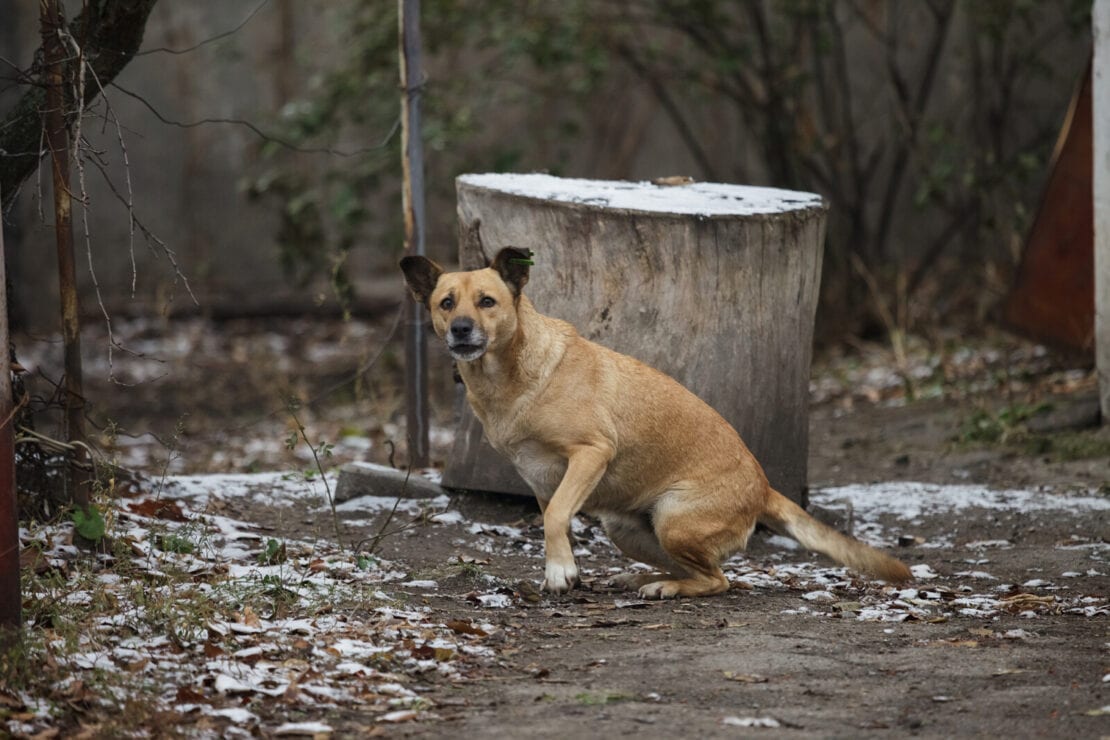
left=541, top=444, right=612, bottom=594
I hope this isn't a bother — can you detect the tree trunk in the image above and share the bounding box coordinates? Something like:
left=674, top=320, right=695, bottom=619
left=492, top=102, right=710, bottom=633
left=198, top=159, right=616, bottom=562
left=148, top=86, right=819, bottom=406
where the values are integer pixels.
left=441, top=174, right=827, bottom=505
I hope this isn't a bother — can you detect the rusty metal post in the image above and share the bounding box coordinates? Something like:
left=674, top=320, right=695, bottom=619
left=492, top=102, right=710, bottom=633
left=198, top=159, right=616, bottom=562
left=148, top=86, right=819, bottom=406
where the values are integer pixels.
left=41, top=0, right=89, bottom=506
left=399, top=0, right=429, bottom=467
left=0, top=185, right=19, bottom=633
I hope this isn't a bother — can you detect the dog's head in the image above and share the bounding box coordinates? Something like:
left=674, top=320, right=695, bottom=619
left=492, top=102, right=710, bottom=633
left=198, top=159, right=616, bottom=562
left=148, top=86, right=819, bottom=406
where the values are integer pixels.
left=400, top=247, right=532, bottom=362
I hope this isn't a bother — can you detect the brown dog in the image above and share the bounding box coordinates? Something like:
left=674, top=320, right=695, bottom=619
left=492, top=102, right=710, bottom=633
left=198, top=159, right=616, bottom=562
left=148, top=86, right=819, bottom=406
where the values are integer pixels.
left=402, top=247, right=911, bottom=598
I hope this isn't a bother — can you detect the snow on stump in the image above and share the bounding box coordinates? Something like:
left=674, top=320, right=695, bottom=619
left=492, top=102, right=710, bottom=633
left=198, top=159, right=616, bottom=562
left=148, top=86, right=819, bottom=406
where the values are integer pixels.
left=441, top=174, right=827, bottom=505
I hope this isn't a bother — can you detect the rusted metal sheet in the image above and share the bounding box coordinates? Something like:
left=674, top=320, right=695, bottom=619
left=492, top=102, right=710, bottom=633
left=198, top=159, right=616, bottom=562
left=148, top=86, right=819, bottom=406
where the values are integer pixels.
left=0, top=185, right=20, bottom=632
left=1002, top=62, right=1094, bottom=356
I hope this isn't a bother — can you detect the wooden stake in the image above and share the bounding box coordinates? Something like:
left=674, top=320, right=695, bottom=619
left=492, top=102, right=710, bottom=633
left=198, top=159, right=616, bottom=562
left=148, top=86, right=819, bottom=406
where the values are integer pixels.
left=41, top=0, right=90, bottom=506
left=399, top=0, right=429, bottom=467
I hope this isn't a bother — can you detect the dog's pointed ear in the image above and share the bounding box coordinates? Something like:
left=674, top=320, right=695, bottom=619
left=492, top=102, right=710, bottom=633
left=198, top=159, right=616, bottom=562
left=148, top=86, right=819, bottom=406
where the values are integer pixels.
left=491, top=247, right=533, bottom=297
left=400, top=255, right=444, bottom=307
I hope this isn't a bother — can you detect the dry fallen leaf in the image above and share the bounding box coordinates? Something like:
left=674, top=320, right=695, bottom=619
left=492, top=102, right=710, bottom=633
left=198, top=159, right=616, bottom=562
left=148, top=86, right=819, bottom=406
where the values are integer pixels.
left=445, top=619, right=488, bottom=637
left=652, top=175, right=695, bottom=186
left=127, top=499, right=187, bottom=521
left=125, top=657, right=150, bottom=673
left=380, top=709, right=418, bottom=723
left=175, top=686, right=207, bottom=704
left=928, top=639, right=979, bottom=648
left=1000, top=593, right=1056, bottom=612
left=283, top=680, right=301, bottom=703
left=0, top=689, right=24, bottom=708
left=238, top=605, right=262, bottom=628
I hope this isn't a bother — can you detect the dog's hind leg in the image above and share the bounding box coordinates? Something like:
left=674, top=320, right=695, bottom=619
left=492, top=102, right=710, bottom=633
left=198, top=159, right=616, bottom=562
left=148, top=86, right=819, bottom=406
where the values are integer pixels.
left=599, top=512, right=690, bottom=590
left=636, top=486, right=758, bottom=599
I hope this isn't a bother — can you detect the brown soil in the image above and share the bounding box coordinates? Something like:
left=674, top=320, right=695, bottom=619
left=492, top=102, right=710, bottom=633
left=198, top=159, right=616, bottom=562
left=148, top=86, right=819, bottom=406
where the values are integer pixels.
left=234, top=380, right=1109, bottom=738
left=14, top=319, right=1110, bottom=737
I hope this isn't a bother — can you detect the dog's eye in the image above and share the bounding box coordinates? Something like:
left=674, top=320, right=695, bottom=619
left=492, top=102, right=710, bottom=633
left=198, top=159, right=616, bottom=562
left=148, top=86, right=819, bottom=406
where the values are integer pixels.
left=478, top=296, right=496, bottom=308
left=439, top=296, right=455, bottom=311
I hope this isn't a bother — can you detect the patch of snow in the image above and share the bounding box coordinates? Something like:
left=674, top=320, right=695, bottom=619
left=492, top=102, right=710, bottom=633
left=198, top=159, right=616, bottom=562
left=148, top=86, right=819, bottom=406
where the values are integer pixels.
left=766, top=534, right=801, bottom=550
left=813, top=482, right=1110, bottom=522
left=911, top=564, right=939, bottom=580
left=466, top=522, right=524, bottom=538
left=964, top=539, right=1013, bottom=549
left=401, top=580, right=438, bottom=590
left=476, top=593, right=513, bottom=608
left=802, top=590, right=837, bottom=603
left=721, top=716, right=782, bottom=728
left=459, top=173, right=823, bottom=217
left=214, top=674, right=253, bottom=694
left=431, top=510, right=466, bottom=525
left=209, top=707, right=259, bottom=724
left=164, top=472, right=338, bottom=509
left=273, top=721, right=334, bottom=735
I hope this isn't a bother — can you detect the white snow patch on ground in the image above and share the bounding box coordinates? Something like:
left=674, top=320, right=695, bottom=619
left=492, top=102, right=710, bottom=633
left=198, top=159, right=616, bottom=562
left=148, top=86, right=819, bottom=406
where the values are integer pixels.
left=812, top=482, right=1110, bottom=522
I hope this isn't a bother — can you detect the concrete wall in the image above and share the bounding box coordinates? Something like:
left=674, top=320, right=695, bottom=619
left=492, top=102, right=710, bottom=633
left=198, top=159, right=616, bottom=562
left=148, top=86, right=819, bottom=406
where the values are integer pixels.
left=0, top=2, right=1093, bottom=333
left=3, top=1, right=347, bottom=329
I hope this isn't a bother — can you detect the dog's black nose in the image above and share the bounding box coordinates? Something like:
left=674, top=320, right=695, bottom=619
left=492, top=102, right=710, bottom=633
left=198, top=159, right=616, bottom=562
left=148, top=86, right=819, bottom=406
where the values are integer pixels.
left=450, top=318, right=474, bottom=339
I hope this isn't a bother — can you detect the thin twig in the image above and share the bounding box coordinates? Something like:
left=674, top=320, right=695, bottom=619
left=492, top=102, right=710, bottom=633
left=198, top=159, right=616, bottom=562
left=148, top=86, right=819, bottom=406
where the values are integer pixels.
left=136, top=0, right=271, bottom=57
left=285, top=399, right=343, bottom=550
left=110, top=82, right=401, bottom=158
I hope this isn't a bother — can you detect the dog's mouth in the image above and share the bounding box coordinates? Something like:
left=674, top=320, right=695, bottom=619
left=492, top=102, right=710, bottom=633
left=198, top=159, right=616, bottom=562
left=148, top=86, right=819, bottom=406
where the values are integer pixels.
left=447, top=341, right=487, bottom=362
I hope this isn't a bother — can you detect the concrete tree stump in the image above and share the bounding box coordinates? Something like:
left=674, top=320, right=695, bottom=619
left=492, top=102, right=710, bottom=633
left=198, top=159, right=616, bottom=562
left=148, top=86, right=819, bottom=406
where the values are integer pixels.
left=440, top=174, right=827, bottom=505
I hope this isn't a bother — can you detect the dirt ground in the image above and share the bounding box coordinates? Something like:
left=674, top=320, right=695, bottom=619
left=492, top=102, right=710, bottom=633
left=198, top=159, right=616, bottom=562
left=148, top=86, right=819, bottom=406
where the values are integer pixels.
left=11, top=318, right=1110, bottom=737
left=229, top=398, right=1108, bottom=739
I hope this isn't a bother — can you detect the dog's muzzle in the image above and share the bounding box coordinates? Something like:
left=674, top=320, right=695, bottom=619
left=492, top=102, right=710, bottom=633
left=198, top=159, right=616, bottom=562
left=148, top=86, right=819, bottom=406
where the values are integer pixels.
left=446, top=317, right=487, bottom=361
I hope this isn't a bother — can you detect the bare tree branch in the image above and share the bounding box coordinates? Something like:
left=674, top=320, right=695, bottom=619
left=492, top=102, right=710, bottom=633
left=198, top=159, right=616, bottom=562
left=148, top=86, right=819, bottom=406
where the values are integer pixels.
left=614, top=43, right=720, bottom=181
left=109, top=82, right=401, bottom=157
left=1, top=0, right=160, bottom=214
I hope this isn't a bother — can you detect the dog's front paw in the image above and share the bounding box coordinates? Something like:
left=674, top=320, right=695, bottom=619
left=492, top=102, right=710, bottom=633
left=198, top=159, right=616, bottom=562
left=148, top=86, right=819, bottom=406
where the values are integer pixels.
left=541, top=561, right=579, bottom=594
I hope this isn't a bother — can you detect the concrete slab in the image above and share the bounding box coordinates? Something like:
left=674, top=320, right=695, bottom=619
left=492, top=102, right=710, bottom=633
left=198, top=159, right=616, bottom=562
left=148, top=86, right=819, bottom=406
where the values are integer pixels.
left=333, top=462, right=445, bottom=503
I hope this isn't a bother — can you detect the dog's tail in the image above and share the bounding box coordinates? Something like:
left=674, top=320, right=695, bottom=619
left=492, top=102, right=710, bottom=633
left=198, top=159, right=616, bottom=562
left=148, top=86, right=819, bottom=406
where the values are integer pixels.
left=758, top=488, right=912, bottom=583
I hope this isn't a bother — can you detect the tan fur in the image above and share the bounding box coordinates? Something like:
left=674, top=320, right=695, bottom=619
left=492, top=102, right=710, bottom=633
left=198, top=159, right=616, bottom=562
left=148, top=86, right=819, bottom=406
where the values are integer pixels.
left=401, top=249, right=912, bottom=598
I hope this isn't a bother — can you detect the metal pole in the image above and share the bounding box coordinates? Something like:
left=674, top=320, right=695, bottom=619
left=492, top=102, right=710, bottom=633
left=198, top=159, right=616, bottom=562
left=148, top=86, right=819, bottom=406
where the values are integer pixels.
left=0, top=184, right=20, bottom=634
left=399, top=0, right=429, bottom=467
